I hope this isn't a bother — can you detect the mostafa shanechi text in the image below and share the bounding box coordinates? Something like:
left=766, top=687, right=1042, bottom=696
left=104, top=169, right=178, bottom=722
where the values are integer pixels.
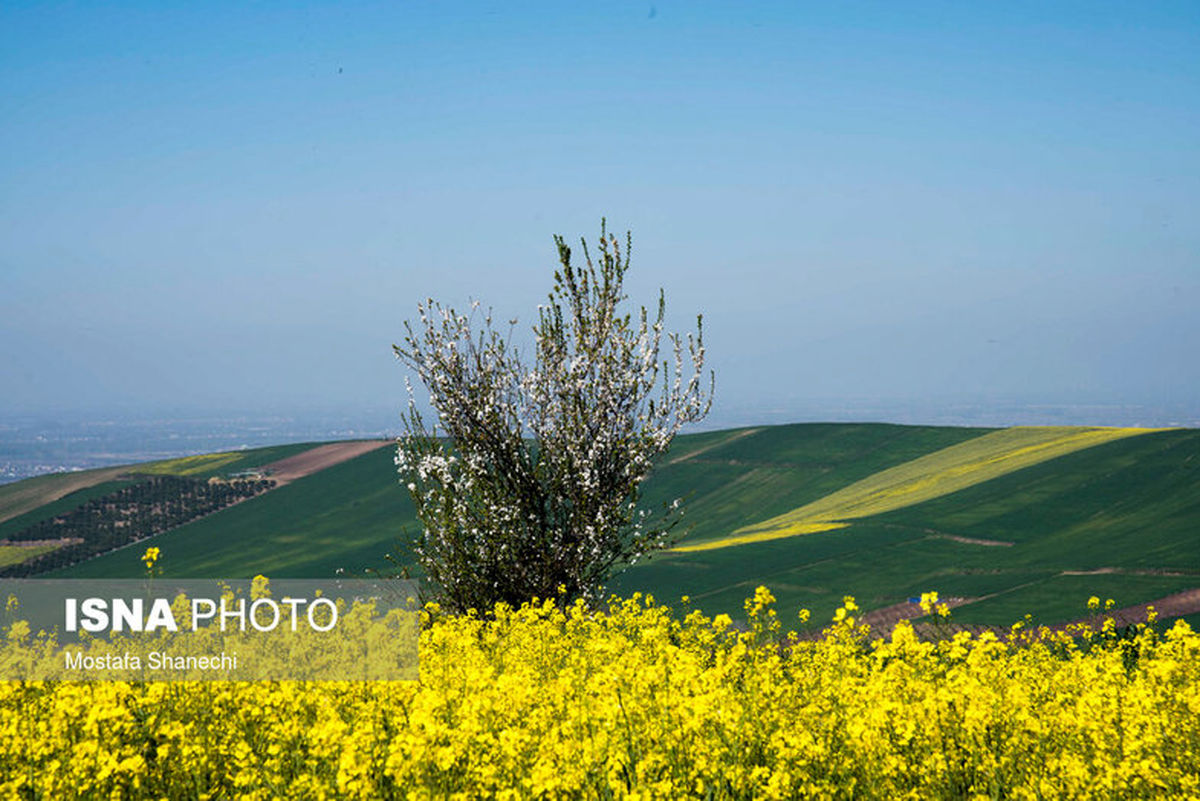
left=64, top=650, right=238, bottom=672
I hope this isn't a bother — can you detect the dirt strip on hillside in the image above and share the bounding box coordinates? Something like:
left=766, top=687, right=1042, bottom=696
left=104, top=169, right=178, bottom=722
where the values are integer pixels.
left=930, top=533, right=1014, bottom=547
left=856, top=587, right=1200, bottom=641
left=668, top=428, right=763, bottom=464
left=857, top=597, right=975, bottom=635
left=262, top=439, right=393, bottom=486
left=1054, top=587, right=1200, bottom=630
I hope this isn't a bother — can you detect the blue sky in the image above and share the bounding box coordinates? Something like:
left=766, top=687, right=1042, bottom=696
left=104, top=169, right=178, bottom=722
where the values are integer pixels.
left=2, top=1, right=1198, bottom=425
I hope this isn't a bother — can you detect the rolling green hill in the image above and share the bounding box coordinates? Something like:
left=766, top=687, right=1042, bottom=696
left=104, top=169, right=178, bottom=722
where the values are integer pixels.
left=677, top=426, right=1154, bottom=551
left=613, top=427, right=1200, bottom=624
left=7, top=423, right=1197, bottom=627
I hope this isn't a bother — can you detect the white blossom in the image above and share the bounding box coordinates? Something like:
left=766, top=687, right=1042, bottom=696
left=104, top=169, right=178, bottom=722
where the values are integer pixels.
left=392, top=222, right=712, bottom=611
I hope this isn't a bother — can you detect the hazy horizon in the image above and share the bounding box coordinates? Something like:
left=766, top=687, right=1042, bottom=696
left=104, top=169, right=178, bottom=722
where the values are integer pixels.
left=4, top=397, right=1198, bottom=486
left=3, top=2, right=1198, bottom=426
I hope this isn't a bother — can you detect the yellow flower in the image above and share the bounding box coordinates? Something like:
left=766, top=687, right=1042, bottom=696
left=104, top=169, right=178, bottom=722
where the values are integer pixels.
left=251, top=574, right=271, bottom=600
left=919, top=591, right=939, bottom=615
left=1, top=584, right=1197, bottom=797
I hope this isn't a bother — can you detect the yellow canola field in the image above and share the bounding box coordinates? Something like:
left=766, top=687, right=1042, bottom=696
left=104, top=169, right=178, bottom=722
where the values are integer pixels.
left=137, top=452, right=246, bottom=476
left=2, top=589, right=1199, bottom=799
left=0, top=545, right=58, bottom=569
left=677, top=426, right=1160, bottom=552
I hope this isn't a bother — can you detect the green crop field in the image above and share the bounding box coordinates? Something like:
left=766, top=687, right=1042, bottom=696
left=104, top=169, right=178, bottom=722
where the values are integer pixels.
left=615, top=427, right=1200, bottom=624
left=8, top=423, right=1196, bottom=628
left=633, top=422, right=994, bottom=545
left=681, top=426, right=1156, bottom=551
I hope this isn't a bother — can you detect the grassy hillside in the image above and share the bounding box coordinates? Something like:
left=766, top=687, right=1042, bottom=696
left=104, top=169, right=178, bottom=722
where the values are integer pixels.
left=53, top=423, right=988, bottom=581
left=681, top=426, right=1153, bottom=551
left=633, top=423, right=993, bottom=545
left=868, top=427, right=1200, bottom=624
left=615, top=428, right=1200, bottom=624
left=16, top=423, right=1200, bottom=627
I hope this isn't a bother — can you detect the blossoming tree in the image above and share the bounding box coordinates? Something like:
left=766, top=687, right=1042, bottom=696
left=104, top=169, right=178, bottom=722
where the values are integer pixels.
left=394, top=222, right=713, bottom=611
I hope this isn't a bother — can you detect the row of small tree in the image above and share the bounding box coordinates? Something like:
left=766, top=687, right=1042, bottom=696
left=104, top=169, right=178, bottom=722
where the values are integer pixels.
left=2, top=475, right=273, bottom=576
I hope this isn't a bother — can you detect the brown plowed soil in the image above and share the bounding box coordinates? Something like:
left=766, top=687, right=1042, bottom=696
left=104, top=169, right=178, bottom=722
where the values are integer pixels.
left=1053, top=587, right=1200, bottom=630
left=858, top=587, right=1200, bottom=641
left=0, top=537, right=84, bottom=548
left=262, top=440, right=392, bottom=485
left=856, top=597, right=974, bottom=638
